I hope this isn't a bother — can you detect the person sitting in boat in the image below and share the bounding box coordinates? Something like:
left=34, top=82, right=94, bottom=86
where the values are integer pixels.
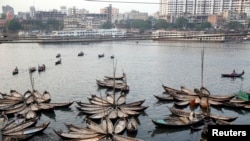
left=15, top=66, right=18, bottom=70
left=232, top=69, right=236, bottom=75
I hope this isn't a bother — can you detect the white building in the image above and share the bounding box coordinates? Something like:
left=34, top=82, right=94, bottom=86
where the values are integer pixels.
left=160, top=0, right=250, bottom=16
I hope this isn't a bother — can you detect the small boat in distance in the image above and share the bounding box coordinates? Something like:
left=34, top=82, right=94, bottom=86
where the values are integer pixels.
left=12, top=67, right=19, bottom=75
left=55, top=58, right=61, bottom=65
left=38, top=64, right=46, bottom=72
left=221, top=70, right=244, bottom=78
left=98, top=53, right=104, bottom=58
left=111, top=55, right=114, bottom=59
left=56, top=53, right=61, bottom=58
left=78, top=51, right=84, bottom=57
left=29, top=67, right=36, bottom=73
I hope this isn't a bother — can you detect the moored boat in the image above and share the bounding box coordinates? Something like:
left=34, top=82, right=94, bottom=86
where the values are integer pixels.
left=12, top=67, right=18, bottom=75
left=221, top=70, right=244, bottom=78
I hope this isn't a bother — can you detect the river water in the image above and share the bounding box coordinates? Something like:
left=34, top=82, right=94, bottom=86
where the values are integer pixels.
left=0, top=40, right=250, bottom=141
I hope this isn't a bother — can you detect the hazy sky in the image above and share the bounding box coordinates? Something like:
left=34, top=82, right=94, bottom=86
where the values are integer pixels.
left=0, top=0, right=159, bottom=14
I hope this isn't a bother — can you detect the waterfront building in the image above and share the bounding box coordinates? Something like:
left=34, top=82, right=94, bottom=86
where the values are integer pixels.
left=2, top=5, right=14, bottom=15
left=63, top=14, right=107, bottom=30
left=30, top=6, right=36, bottom=18
left=35, top=10, right=66, bottom=22
left=47, top=28, right=127, bottom=38
left=124, top=10, right=148, bottom=20
left=152, top=30, right=225, bottom=42
left=160, top=0, right=250, bottom=17
left=100, top=4, right=119, bottom=22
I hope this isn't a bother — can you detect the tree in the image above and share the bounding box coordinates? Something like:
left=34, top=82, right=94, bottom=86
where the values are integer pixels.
left=1, top=14, right=6, bottom=19
left=197, top=21, right=212, bottom=30
left=7, top=19, right=22, bottom=32
left=102, top=21, right=112, bottom=29
left=175, top=17, right=189, bottom=29
left=225, top=21, right=244, bottom=30
left=154, top=19, right=172, bottom=29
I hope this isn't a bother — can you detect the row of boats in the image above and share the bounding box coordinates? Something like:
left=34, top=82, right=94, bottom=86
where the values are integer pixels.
left=12, top=64, right=46, bottom=75
left=0, top=89, right=74, bottom=140
left=152, top=84, right=250, bottom=140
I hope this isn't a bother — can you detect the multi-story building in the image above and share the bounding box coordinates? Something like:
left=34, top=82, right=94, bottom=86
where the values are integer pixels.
left=64, top=13, right=107, bottom=30
left=124, top=10, right=148, bottom=20
left=160, top=0, right=250, bottom=16
left=100, top=4, right=119, bottom=22
left=30, top=6, right=36, bottom=18
left=60, top=6, right=67, bottom=15
left=2, top=5, right=14, bottom=15
left=35, top=10, right=66, bottom=22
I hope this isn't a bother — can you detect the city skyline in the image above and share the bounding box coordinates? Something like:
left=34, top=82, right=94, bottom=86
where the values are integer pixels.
left=0, top=0, right=159, bottom=14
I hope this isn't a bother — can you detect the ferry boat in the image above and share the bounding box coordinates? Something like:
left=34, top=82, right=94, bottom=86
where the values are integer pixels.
left=152, top=30, right=225, bottom=42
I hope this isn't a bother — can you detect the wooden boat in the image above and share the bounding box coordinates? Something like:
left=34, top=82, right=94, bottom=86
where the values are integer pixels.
left=108, top=109, right=118, bottom=119
left=54, top=129, right=104, bottom=140
left=122, top=99, right=145, bottom=107
left=120, top=105, right=148, bottom=112
left=126, top=116, right=138, bottom=133
left=154, top=94, right=174, bottom=101
left=203, top=113, right=238, bottom=122
left=113, top=134, right=143, bottom=141
left=152, top=116, right=204, bottom=128
left=56, top=53, right=61, bottom=58
left=86, top=119, right=106, bottom=134
left=116, top=94, right=126, bottom=105
left=101, top=117, right=114, bottom=134
left=180, top=86, right=198, bottom=96
left=65, top=123, right=97, bottom=134
left=4, top=103, right=27, bottom=116
left=222, top=101, right=246, bottom=109
left=221, top=70, right=244, bottom=78
left=47, top=101, right=74, bottom=108
left=38, top=64, right=46, bottom=72
left=119, top=107, right=140, bottom=117
left=78, top=51, right=84, bottom=56
left=117, top=109, right=129, bottom=118
left=3, top=118, right=25, bottom=131
left=28, top=67, right=36, bottom=73
left=41, top=90, right=51, bottom=103
left=2, top=117, right=39, bottom=134
left=55, top=58, right=61, bottom=65
left=10, top=90, right=23, bottom=98
left=96, top=79, right=129, bottom=92
left=114, top=117, right=127, bottom=134
left=174, top=100, right=190, bottom=107
left=12, top=67, right=18, bottom=75
left=98, top=53, right=104, bottom=58
left=25, top=110, right=37, bottom=120
left=38, top=103, right=55, bottom=111
left=235, top=90, right=250, bottom=101
left=110, top=55, right=114, bottom=59
left=0, top=112, right=8, bottom=130
left=162, top=84, right=181, bottom=94
left=3, top=121, right=50, bottom=136
left=104, top=73, right=126, bottom=80
left=75, top=101, right=108, bottom=108
left=167, top=106, right=204, bottom=118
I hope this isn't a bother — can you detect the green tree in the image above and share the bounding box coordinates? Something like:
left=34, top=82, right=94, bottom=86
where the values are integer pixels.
left=7, top=19, right=22, bottom=32
left=154, top=19, right=172, bottom=29
left=197, top=21, right=212, bottom=30
left=102, top=21, right=112, bottom=29
left=225, top=21, right=244, bottom=30
left=175, top=17, right=189, bottom=29
left=1, top=14, right=6, bottom=19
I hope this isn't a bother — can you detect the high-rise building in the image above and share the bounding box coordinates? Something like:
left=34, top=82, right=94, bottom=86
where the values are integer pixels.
left=100, top=4, right=119, bottom=22
left=30, top=6, right=36, bottom=18
left=2, top=5, right=14, bottom=15
left=60, top=6, right=67, bottom=15
left=160, top=0, right=249, bottom=16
